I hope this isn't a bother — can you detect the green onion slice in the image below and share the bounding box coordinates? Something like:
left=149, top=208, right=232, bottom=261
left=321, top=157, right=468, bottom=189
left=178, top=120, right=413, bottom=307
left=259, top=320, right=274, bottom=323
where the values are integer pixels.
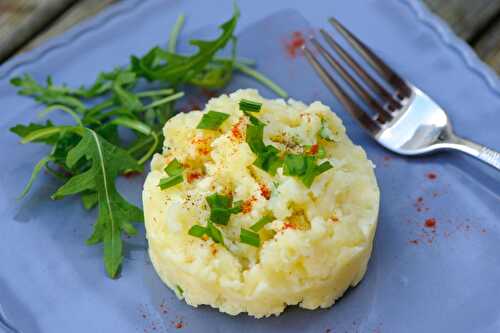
left=240, top=228, right=260, bottom=247
left=196, top=110, right=230, bottom=130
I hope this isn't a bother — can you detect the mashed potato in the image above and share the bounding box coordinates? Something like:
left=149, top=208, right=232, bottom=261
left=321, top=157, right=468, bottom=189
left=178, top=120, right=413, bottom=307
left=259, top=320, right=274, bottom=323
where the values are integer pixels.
left=143, top=89, right=379, bottom=318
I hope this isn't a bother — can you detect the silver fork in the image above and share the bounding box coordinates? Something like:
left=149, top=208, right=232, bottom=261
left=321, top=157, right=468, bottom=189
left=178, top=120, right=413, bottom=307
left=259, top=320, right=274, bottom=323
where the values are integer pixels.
left=303, top=18, right=500, bottom=171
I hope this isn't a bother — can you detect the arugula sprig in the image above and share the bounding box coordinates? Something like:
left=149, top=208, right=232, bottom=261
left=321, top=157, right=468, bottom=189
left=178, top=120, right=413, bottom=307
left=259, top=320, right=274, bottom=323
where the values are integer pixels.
left=10, top=9, right=288, bottom=278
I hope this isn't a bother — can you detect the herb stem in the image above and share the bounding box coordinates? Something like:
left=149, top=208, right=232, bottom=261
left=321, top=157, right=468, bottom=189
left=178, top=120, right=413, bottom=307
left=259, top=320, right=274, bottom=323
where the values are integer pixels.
left=86, top=99, right=114, bottom=117
left=127, top=133, right=157, bottom=155
left=168, top=14, right=186, bottom=53
left=136, top=89, right=174, bottom=98
left=234, top=63, right=288, bottom=98
left=137, top=131, right=159, bottom=165
left=142, top=92, right=184, bottom=110
left=214, top=57, right=256, bottom=66
left=38, top=104, right=83, bottom=126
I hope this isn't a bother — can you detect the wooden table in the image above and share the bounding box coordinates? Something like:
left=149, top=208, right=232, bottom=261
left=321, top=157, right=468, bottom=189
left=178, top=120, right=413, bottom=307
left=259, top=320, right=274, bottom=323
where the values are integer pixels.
left=1, top=0, right=500, bottom=73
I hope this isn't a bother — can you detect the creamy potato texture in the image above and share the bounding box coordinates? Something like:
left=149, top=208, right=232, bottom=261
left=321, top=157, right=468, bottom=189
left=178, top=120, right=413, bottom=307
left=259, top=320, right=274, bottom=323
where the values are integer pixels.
left=142, top=89, right=379, bottom=318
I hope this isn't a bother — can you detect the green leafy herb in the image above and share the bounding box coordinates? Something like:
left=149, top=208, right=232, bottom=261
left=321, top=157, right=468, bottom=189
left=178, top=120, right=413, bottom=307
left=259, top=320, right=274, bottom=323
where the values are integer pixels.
left=245, top=123, right=282, bottom=175
left=51, top=128, right=143, bottom=278
left=18, top=156, right=52, bottom=199
left=11, top=9, right=288, bottom=278
left=159, top=158, right=184, bottom=190
left=10, top=121, right=59, bottom=144
left=240, top=228, right=260, bottom=247
left=283, top=153, right=333, bottom=187
left=250, top=214, right=274, bottom=232
left=239, top=99, right=262, bottom=112
left=131, top=7, right=239, bottom=83
left=188, top=223, right=224, bottom=245
left=206, top=193, right=242, bottom=225
left=196, top=111, right=230, bottom=130
left=208, top=222, right=224, bottom=244
left=188, top=225, right=208, bottom=238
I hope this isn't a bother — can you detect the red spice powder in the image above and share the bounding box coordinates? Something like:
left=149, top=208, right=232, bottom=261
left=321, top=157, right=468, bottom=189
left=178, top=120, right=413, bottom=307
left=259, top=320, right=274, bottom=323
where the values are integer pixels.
left=283, top=221, right=296, bottom=230
left=408, top=239, right=419, bottom=245
left=426, top=172, right=437, bottom=180
left=424, top=218, right=437, bottom=229
left=191, top=137, right=211, bottom=156
left=259, top=184, right=271, bottom=200
left=231, top=118, right=245, bottom=141
left=210, top=243, right=218, bottom=256
left=285, top=31, right=305, bottom=58
left=242, top=196, right=257, bottom=213
left=187, top=171, right=202, bottom=183
left=309, top=144, right=319, bottom=155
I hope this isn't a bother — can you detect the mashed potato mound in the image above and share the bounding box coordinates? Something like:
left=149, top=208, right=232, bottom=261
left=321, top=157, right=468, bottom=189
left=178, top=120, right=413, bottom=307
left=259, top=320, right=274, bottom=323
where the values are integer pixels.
left=143, top=89, right=379, bottom=318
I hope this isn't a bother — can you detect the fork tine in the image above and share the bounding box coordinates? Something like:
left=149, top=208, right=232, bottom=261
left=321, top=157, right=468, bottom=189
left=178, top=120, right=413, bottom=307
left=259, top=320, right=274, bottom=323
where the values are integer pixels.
left=311, top=37, right=393, bottom=123
left=303, top=45, right=381, bottom=135
left=329, top=17, right=411, bottom=98
left=319, top=29, right=401, bottom=111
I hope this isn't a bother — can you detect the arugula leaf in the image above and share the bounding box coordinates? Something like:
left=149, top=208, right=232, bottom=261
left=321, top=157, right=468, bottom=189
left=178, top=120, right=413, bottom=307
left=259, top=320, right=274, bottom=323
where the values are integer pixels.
left=81, top=191, right=98, bottom=210
left=10, top=121, right=59, bottom=145
left=131, top=7, right=239, bottom=83
left=51, top=128, right=143, bottom=278
left=11, top=75, right=86, bottom=112
left=111, top=71, right=142, bottom=112
left=18, top=156, right=52, bottom=199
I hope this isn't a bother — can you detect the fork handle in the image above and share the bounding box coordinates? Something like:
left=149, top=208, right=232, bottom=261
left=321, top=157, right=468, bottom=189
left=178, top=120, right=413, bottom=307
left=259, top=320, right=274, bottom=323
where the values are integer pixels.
left=445, top=134, right=500, bottom=171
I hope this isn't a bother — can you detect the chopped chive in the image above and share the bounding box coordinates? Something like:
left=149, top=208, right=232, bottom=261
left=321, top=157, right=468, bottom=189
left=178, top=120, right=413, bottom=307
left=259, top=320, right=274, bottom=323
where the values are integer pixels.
left=196, top=110, right=230, bottom=130
left=208, top=222, right=224, bottom=244
left=282, top=153, right=333, bottom=188
left=206, top=193, right=242, bottom=225
left=239, top=99, right=262, bottom=112
left=250, top=215, right=274, bottom=232
left=159, top=159, right=185, bottom=190
left=188, top=225, right=208, bottom=238
left=165, top=158, right=183, bottom=176
left=317, top=146, right=326, bottom=159
left=240, top=228, right=260, bottom=247
left=176, top=285, right=184, bottom=296
left=158, top=174, right=183, bottom=189
left=283, top=154, right=306, bottom=176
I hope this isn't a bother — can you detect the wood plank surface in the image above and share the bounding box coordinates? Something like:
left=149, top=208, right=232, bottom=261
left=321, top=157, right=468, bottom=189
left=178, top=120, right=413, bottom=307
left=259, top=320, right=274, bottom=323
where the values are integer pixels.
left=475, top=19, right=500, bottom=74
left=423, top=0, right=500, bottom=40
left=21, top=0, right=116, bottom=52
left=0, top=0, right=77, bottom=61
left=1, top=0, right=500, bottom=74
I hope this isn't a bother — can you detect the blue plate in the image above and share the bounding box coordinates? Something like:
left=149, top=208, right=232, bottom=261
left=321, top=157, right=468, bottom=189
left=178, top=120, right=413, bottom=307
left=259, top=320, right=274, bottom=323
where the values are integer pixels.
left=1, top=1, right=499, bottom=332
